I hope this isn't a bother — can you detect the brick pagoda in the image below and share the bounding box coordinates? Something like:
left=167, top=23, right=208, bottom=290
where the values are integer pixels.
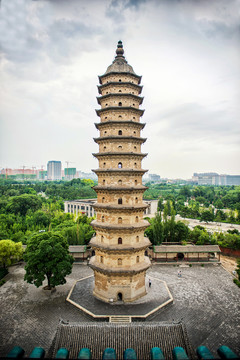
left=89, top=41, right=151, bottom=303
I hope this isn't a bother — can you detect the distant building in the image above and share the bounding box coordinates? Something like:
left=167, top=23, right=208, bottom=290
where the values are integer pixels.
left=38, top=170, right=47, bottom=180
left=47, top=161, right=62, bottom=181
left=76, top=171, right=97, bottom=180
left=193, top=173, right=240, bottom=186
left=149, top=173, right=161, bottom=182
left=64, top=199, right=96, bottom=217
left=64, top=167, right=76, bottom=181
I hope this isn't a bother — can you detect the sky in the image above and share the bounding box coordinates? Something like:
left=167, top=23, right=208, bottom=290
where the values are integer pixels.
left=0, top=0, right=240, bottom=179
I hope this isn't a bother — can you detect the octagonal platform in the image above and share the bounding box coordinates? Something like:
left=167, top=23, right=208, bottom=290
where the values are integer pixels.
left=67, top=275, right=173, bottom=321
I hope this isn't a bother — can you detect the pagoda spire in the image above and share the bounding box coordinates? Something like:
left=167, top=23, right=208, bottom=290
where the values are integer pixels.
left=115, top=40, right=124, bottom=57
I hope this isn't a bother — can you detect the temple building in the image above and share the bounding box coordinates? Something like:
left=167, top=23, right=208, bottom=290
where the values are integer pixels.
left=89, top=41, right=151, bottom=303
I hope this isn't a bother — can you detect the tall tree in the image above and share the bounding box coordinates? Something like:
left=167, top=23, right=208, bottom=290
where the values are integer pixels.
left=24, top=232, right=73, bottom=289
left=151, top=212, right=164, bottom=245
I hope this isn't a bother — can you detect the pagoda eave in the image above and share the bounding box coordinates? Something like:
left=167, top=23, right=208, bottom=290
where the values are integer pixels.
left=96, top=107, right=144, bottom=117
left=93, top=203, right=149, bottom=211
left=94, top=121, right=146, bottom=130
left=92, top=152, right=147, bottom=159
left=92, top=169, right=148, bottom=175
left=93, top=185, right=148, bottom=191
left=93, top=136, right=147, bottom=144
left=91, top=220, right=149, bottom=231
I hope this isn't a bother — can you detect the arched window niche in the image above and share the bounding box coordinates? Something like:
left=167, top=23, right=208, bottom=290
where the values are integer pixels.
left=118, top=162, right=122, bottom=168
left=118, top=130, right=122, bottom=135
left=118, top=217, right=122, bottom=224
left=118, top=237, right=122, bottom=244
left=118, top=198, right=122, bottom=204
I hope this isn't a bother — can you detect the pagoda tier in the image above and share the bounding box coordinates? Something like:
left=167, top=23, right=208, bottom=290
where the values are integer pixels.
left=96, top=107, right=144, bottom=117
left=97, top=82, right=143, bottom=95
left=97, top=93, right=144, bottom=106
left=89, top=41, right=150, bottom=303
left=98, top=73, right=141, bottom=85
left=90, top=236, right=150, bottom=251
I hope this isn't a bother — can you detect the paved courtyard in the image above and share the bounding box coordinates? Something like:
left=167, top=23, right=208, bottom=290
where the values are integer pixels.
left=68, top=275, right=172, bottom=318
left=0, top=263, right=239, bottom=358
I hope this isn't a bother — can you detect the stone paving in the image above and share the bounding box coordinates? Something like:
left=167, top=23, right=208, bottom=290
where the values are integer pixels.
left=0, top=263, right=239, bottom=358
left=69, top=275, right=171, bottom=317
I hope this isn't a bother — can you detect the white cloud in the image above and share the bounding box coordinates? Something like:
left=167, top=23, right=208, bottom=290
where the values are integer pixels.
left=0, top=0, right=239, bottom=178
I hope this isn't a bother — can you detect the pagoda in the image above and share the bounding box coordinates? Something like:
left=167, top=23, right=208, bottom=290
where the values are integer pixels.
left=89, top=41, right=151, bottom=303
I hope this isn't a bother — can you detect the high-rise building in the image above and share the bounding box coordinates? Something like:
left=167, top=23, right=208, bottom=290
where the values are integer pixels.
left=149, top=173, right=161, bottom=182
left=47, top=161, right=62, bottom=181
left=89, top=41, right=151, bottom=303
left=64, top=167, right=76, bottom=181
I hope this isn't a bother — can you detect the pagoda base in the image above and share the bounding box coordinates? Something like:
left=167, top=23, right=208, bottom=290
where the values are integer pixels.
left=93, top=270, right=147, bottom=303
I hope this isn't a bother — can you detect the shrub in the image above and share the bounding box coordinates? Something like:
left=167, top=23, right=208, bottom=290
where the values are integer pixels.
left=233, top=279, right=240, bottom=288
left=0, top=279, right=6, bottom=286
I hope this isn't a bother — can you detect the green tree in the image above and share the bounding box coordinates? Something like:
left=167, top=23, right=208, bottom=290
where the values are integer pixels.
left=152, top=212, right=164, bottom=245
left=174, top=222, right=189, bottom=242
left=24, top=232, right=74, bottom=289
left=0, top=240, right=23, bottom=269
left=179, top=185, right=191, bottom=199
left=7, top=194, right=42, bottom=217
left=214, top=199, right=224, bottom=209
left=157, top=198, right=164, bottom=211
left=200, top=210, right=214, bottom=223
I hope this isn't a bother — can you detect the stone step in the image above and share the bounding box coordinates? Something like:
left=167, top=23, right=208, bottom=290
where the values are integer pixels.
left=109, top=316, right=132, bottom=323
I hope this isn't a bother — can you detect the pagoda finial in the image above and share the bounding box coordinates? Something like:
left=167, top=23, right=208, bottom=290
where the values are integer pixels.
left=116, top=40, right=124, bottom=57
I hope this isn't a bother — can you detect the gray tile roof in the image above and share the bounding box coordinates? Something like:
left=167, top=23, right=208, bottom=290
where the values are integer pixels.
left=50, top=322, right=195, bottom=359
left=154, top=245, right=221, bottom=253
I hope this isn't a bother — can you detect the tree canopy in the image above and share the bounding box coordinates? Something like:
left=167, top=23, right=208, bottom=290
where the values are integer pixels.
left=0, top=240, right=23, bottom=269
left=24, top=232, right=74, bottom=289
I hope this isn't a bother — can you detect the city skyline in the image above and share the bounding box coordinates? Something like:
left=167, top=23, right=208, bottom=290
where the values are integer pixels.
left=0, top=0, right=239, bottom=178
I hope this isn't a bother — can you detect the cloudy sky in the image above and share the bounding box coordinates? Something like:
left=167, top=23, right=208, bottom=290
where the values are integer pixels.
left=0, top=0, right=239, bottom=179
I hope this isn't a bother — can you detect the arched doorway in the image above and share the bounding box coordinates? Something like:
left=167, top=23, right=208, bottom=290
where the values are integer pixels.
left=92, top=250, right=95, bottom=256
left=117, top=292, right=123, bottom=301
left=177, top=253, right=184, bottom=261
